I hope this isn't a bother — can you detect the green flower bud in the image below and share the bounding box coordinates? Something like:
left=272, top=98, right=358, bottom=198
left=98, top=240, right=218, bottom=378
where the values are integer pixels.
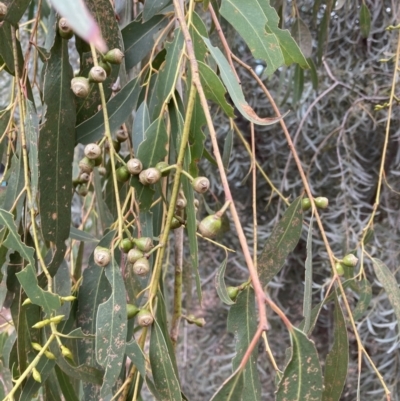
left=302, top=198, right=311, bottom=211
left=127, top=304, right=140, bottom=319
left=104, top=48, right=124, bottom=64
left=127, top=248, right=144, bottom=264
left=192, top=177, right=210, bottom=194
left=32, top=319, right=51, bottom=329
left=78, top=156, right=95, bottom=174
left=137, top=309, right=154, bottom=327
left=49, top=315, right=65, bottom=324
left=133, top=257, right=150, bottom=276
left=198, top=214, right=222, bottom=239
left=342, top=254, right=358, bottom=267
left=119, top=238, right=133, bottom=253
left=335, top=262, right=344, bottom=276
left=44, top=350, right=56, bottom=360
left=155, top=161, right=170, bottom=176
left=32, top=367, right=41, bottom=383
left=31, top=342, right=43, bottom=352
left=226, top=286, right=239, bottom=301
left=116, top=166, right=130, bottom=182
left=99, top=60, right=112, bottom=76
left=139, top=168, right=161, bottom=185
left=170, top=217, right=181, bottom=230
left=60, top=345, right=74, bottom=361
left=88, top=66, right=107, bottom=83
left=94, top=246, right=111, bottom=267
left=126, top=158, right=143, bottom=175
left=314, top=196, right=329, bottom=209
left=133, top=237, right=154, bottom=252
left=58, top=18, right=73, bottom=39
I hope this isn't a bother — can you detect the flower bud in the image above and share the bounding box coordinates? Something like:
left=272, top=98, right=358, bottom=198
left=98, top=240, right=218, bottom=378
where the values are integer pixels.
left=116, top=166, right=130, bottom=182
left=104, top=48, right=124, bottom=65
left=32, top=319, right=51, bottom=329
left=71, top=77, right=90, bottom=98
left=84, top=143, right=102, bottom=159
left=60, top=345, right=74, bottom=361
left=32, top=367, right=41, bottom=383
left=127, top=248, right=144, bottom=264
left=314, top=196, right=329, bottom=209
left=226, top=286, right=239, bottom=301
left=301, top=198, right=311, bottom=211
left=98, top=166, right=106, bottom=176
left=335, top=262, right=344, bottom=276
left=31, top=342, right=43, bottom=352
left=137, top=309, right=154, bottom=327
left=44, top=350, right=56, bottom=360
left=133, top=257, right=150, bottom=276
left=127, top=304, right=140, bottom=319
left=176, top=191, right=187, bottom=210
left=139, top=168, right=161, bottom=185
left=0, top=2, right=8, bottom=22
left=58, top=17, right=73, bottom=39
left=119, top=238, right=133, bottom=253
left=79, top=172, right=90, bottom=183
left=127, top=158, right=143, bottom=175
left=170, top=217, right=181, bottom=230
left=342, top=254, right=358, bottom=267
left=22, top=298, right=32, bottom=306
left=198, top=214, right=222, bottom=238
left=116, top=129, right=128, bottom=142
left=79, top=156, right=95, bottom=173
left=94, top=155, right=103, bottom=166
left=133, top=237, right=154, bottom=252
left=89, top=66, right=107, bottom=83
left=192, top=177, right=210, bottom=194
left=105, top=139, right=121, bottom=153
left=49, top=315, right=65, bottom=324
left=94, top=246, right=111, bottom=267
left=60, top=296, right=76, bottom=302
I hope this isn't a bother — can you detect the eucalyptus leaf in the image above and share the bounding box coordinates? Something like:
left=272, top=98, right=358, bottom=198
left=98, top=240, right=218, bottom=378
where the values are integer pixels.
left=352, top=279, right=372, bottom=320
left=215, top=254, right=235, bottom=305
left=303, top=215, right=313, bottom=334
left=258, top=196, right=303, bottom=286
left=210, top=368, right=244, bottom=401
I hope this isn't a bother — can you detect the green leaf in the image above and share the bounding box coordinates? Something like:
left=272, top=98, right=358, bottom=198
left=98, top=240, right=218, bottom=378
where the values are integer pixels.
left=203, top=37, right=284, bottom=126
left=228, top=287, right=261, bottom=400
left=352, top=279, right=372, bottom=320
left=76, top=77, right=140, bottom=144
left=39, top=33, right=75, bottom=244
left=322, top=292, right=348, bottom=401
left=143, top=0, right=171, bottom=21
left=215, top=254, right=235, bottom=305
left=210, top=369, right=244, bottom=401
left=303, top=215, right=313, bottom=334
left=291, top=18, right=313, bottom=59
left=76, top=232, right=114, bottom=372
left=276, top=326, right=323, bottom=401
left=258, top=196, right=303, bottom=286
left=372, top=258, right=400, bottom=332
left=130, top=116, right=168, bottom=211
left=220, top=0, right=284, bottom=75
left=198, top=61, right=235, bottom=117
left=24, top=99, right=39, bottom=207
left=0, top=21, right=14, bottom=74
left=125, top=340, right=146, bottom=378
left=122, top=15, right=169, bottom=70
left=54, top=259, right=71, bottom=317
left=150, top=320, right=182, bottom=401
left=96, top=254, right=127, bottom=397
left=360, top=4, right=371, bottom=38
left=132, top=101, right=150, bottom=153
left=93, top=169, right=114, bottom=233
left=69, top=226, right=99, bottom=243
left=4, top=0, right=32, bottom=25
left=190, top=12, right=208, bottom=62
left=292, top=63, right=304, bottom=106
left=148, top=29, right=185, bottom=120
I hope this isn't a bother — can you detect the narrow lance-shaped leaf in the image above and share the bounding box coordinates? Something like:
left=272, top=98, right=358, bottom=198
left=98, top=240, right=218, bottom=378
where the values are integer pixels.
left=258, top=196, right=303, bottom=287
left=39, top=33, right=76, bottom=244
left=360, top=3, right=371, bottom=38
left=198, top=61, right=234, bottom=117
left=132, top=101, right=150, bottom=153
left=291, top=18, right=313, bottom=59
left=215, top=253, right=235, bottom=306
left=322, top=291, right=348, bottom=401
left=122, top=15, right=169, bottom=70
left=210, top=368, right=244, bottom=401
left=352, top=279, right=372, bottom=320
left=3, top=0, right=32, bottom=25
left=276, top=326, right=323, bottom=401
left=143, top=0, right=171, bottom=22
left=372, top=258, right=400, bottom=333
left=228, top=287, right=261, bottom=400
left=303, top=215, right=313, bottom=334
left=96, top=254, right=127, bottom=397
left=75, top=77, right=140, bottom=144
left=150, top=320, right=182, bottom=401
left=203, top=37, right=285, bottom=126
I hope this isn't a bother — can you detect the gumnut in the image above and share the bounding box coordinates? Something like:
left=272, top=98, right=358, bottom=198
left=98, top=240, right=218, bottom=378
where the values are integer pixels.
left=139, top=168, right=161, bottom=185
left=58, top=17, right=73, bottom=39
left=127, top=248, right=144, bottom=264
left=302, top=198, right=312, bottom=211
left=78, top=184, right=88, bottom=197
left=314, top=196, right=329, bottom=209
left=71, top=77, right=90, bottom=98
left=137, top=309, right=154, bottom=327
left=79, top=172, right=90, bottom=183
left=119, top=238, right=133, bottom=253
left=226, top=286, right=239, bottom=301
left=176, top=191, right=187, bottom=210
left=335, top=262, right=344, bottom=276
left=342, top=254, right=358, bottom=267
left=104, top=48, right=124, bottom=64
left=94, top=155, right=103, bottom=166
left=94, top=246, right=111, bottom=267
left=79, top=156, right=95, bottom=173
left=170, top=217, right=181, bottom=230
left=116, top=166, right=130, bottom=182
left=198, top=214, right=222, bottom=238
left=98, top=166, right=106, bottom=176
left=192, top=177, right=210, bottom=194
left=84, top=143, right=102, bottom=159
left=127, top=158, right=143, bottom=175
left=127, top=304, right=140, bottom=319
left=89, top=66, right=107, bottom=83
left=116, top=129, right=128, bottom=142
left=133, top=257, right=150, bottom=276
left=155, top=161, right=170, bottom=176
left=133, top=237, right=154, bottom=252
left=99, top=60, right=112, bottom=76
